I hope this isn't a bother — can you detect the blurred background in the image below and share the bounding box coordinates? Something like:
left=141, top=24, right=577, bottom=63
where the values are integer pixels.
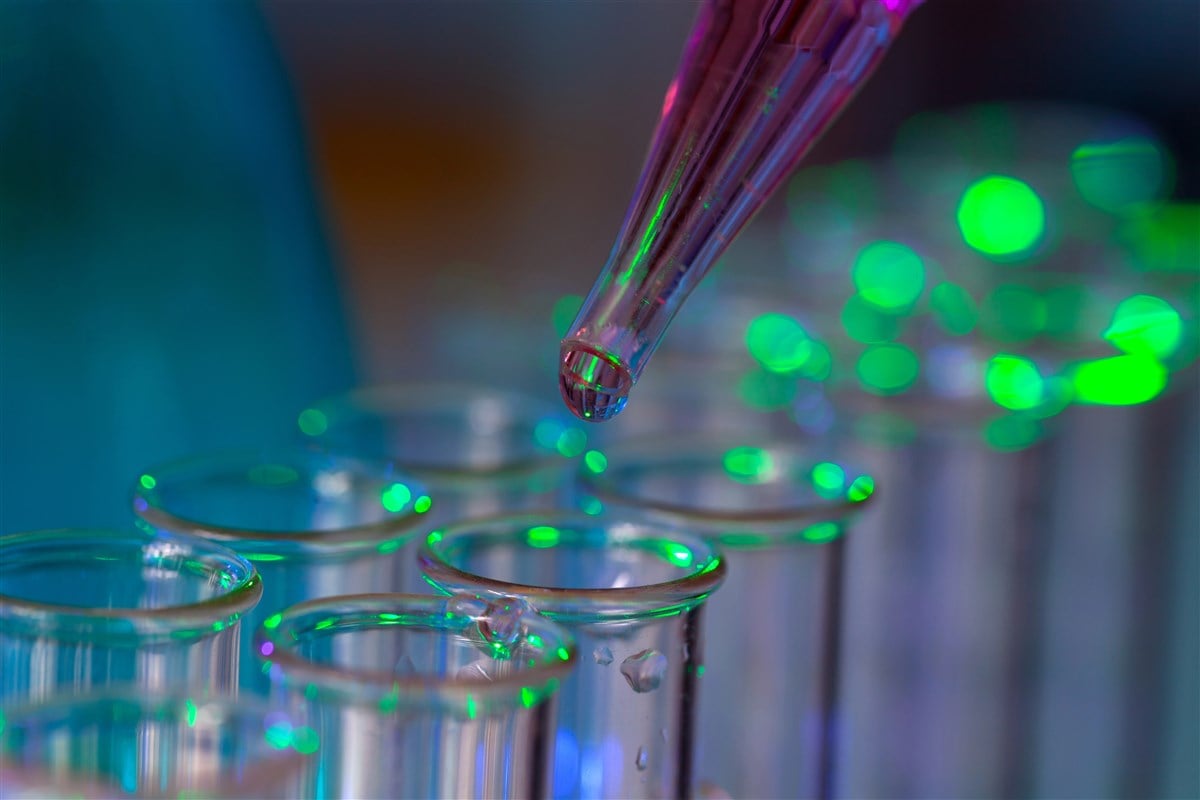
left=1, top=1, right=1197, bottom=798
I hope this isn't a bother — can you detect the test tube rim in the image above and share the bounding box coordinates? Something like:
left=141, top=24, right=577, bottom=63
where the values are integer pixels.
left=0, top=528, right=262, bottom=643
left=577, top=434, right=875, bottom=526
left=131, top=447, right=433, bottom=554
left=254, top=592, right=577, bottom=711
left=299, top=382, right=585, bottom=482
left=419, top=510, right=727, bottom=624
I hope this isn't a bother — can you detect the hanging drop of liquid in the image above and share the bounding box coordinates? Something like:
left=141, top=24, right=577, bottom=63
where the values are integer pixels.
left=478, top=596, right=534, bottom=651
left=636, top=746, right=649, bottom=771
left=593, top=645, right=614, bottom=666
left=620, top=649, right=668, bottom=693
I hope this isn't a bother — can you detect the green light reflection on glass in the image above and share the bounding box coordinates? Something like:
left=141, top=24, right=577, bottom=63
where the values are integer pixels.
left=552, top=294, right=585, bottom=338
left=297, top=408, right=328, bottom=437
left=414, top=495, right=432, bottom=514
left=986, top=354, right=1044, bottom=410
left=663, top=542, right=694, bottom=568
left=526, top=634, right=544, bottom=648
left=139, top=474, right=157, bottom=490
left=581, top=496, right=603, bottom=516
left=381, top=483, right=412, bottom=512
left=465, top=695, right=478, bottom=720
left=957, top=175, right=1045, bottom=258
left=184, top=699, right=197, bottom=728
left=723, top=446, right=775, bottom=484
left=856, top=344, right=919, bottom=395
left=847, top=475, right=875, bottom=502
left=583, top=450, right=608, bottom=474
left=314, top=618, right=335, bottom=631
left=556, top=646, right=570, bottom=662
left=745, top=313, right=812, bottom=373
left=930, top=282, right=978, bottom=335
left=1103, top=294, right=1183, bottom=359
left=527, top=525, right=561, bottom=549
left=1072, top=354, right=1168, bottom=405
left=1070, top=138, right=1169, bottom=213
left=811, top=462, right=845, bottom=496
left=292, top=727, right=320, bottom=755
left=520, top=687, right=537, bottom=709
left=841, top=294, right=902, bottom=343
left=427, top=530, right=444, bottom=546
left=802, top=522, right=841, bottom=543
left=852, top=241, right=925, bottom=310
left=265, top=723, right=293, bottom=750
left=378, top=613, right=400, bottom=622
left=263, top=613, right=282, bottom=630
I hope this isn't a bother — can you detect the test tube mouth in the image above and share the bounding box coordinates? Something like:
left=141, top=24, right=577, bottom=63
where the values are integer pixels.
left=296, top=382, right=588, bottom=483
left=576, top=436, right=876, bottom=549
left=0, top=690, right=311, bottom=799
left=0, top=528, right=262, bottom=644
left=255, top=593, right=577, bottom=716
left=132, top=447, right=434, bottom=558
left=419, top=511, right=726, bottom=625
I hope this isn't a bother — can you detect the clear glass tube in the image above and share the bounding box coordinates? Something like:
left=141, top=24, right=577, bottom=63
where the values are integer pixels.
left=576, top=435, right=875, bottom=799
left=559, top=0, right=923, bottom=422
left=298, top=382, right=588, bottom=524
left=420, top=511, right=726, bottom=800
left=0, top=528, right=261, bottom=704
left=131, top=447, right=433, bottom=694
left=254, top=592, right=576, bottom=800
left=0, top=691, right=310, bottom=799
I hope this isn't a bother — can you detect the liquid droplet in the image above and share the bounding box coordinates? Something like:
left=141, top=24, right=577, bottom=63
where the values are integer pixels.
left=635, top=746, right=648, bottom=771
left=660, top=727, right=668, bottom=743
left=620, top=649, right=668, bottom=693
left=479, top=596, right=535, bottom=653
left=593, top=646, right=613, bottom=666
left=559, top=346, right=632, bottom=422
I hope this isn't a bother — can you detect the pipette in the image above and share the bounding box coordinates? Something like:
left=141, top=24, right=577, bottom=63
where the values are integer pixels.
left=559, top=0, right=924, bottom=421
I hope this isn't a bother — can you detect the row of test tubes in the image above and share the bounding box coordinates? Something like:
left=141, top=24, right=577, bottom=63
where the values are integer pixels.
left=0, top=381, right=873, bottom=800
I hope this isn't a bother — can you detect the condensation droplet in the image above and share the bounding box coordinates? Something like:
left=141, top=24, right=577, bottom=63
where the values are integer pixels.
left=620, top=649, right=668, bottom=693
left=479, top=596, right=535, bottom=648
left=660, top=727, right=668, bottom=744
left=593, top=646, right=613, bottom=666
left=635, top=745, right=648, bottom=771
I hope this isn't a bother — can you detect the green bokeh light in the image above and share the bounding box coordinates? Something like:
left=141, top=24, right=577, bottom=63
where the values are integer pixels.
left=552, top=294, right=585, bottom=338
left=414, top=495, right=432, bottom=514
left=1070, top=138, right=1170, bottom=214
left=981, top=284, right=1047, bottom=341
left=737, top=368, right=798, bottom=410
left=930, top=282, right=978, bottom=335
left=811, top=462, right=846, bottom=497
left=139, top=474, right=157, bottom=490
left=852, top=241, right=925, bottom=310
left=957, top=175, right=1045, bottom=259
left=297, top=408, right=328, bottom=437
left=381, top=483, right=412, bottom=512
left=263, top=613, right=282, bottom=630
left=841, top=294, right=902, bottom=343
left=1103, top=294, right=1183, bottom=358
left=583, top=450, right=608, bottom=474
left=801, top=522, right=841, bottom=543
left=723, top=446, right=775, bottom=484
left=745, top=313, right=813, bottom=373
left=555, top=428, right=587, bottom=458
left=986, top=354, right=1044, bottom=411
left=856, top=344, right=920, bottom=395
left=847, top=475, right=875, bottom=502
left=1072, top=355, right=1168, bottom=406
left=984, top=415, right=1044, bottom=452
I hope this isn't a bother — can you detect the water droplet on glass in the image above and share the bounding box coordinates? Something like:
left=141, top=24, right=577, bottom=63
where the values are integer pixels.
left=620, top=649, right=668, bottom=693
left=593, top=646, right=613, bottom=666
left=659, top=727, right=668, bottom=744
left=635, top=746, right=648, bottom=771
left=479, top=596, right=535, bottom=649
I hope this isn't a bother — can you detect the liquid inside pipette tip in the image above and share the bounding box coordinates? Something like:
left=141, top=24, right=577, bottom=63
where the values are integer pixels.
left=558, top=345, right=632, bottom=423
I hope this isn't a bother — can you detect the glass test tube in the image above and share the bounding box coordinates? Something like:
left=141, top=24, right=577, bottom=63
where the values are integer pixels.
left=131, top=447, right=432, bottom=694
left=0, top=528, right=261, bottom=704
left=576, top=436, right=874, bottom=799
left=254, top=593, right=576, bottom=800
left=0, top=691, right=310, bottom=799
left=420, top=511, right=726, bottom=800
left=297, top=383, right=587, bottom=588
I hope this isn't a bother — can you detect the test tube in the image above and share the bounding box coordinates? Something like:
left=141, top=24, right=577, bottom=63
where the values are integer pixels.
left=575, top=435, right=874, bottom=799
left=298, top=383, right=587, bottom=523
left=559, top=0, right=924, bottom=421
left=254, top=593, right=576, bottom=800
left=0, top=691, right=310, bottom=798
left=131, top=447, right=433, bottom=694
left=0, top=528, right=261, bottom=704
left=419, top=511, right=726, bottom=800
